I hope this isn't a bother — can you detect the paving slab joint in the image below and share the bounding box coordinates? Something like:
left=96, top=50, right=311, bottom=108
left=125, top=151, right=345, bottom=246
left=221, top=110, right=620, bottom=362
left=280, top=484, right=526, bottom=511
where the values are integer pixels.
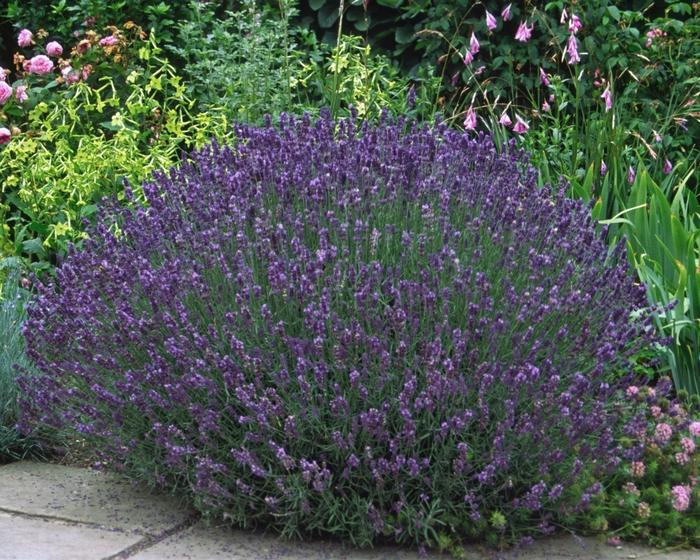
left=0, top=505, right=148, bottom=535
left=103, top=512, right=200, bottom=560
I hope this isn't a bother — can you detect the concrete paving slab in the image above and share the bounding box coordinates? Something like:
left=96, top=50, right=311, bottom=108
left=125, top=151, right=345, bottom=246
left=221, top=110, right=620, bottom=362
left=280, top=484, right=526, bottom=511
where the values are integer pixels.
left=512, top=536, right=700, bottom=559
left=129, top=521, right=441, bottom=560
left=130, top=521, right=700, bottom=560
left=0, top=511, right=142, bottom=560
left=0, top=461, right=193, bottom=535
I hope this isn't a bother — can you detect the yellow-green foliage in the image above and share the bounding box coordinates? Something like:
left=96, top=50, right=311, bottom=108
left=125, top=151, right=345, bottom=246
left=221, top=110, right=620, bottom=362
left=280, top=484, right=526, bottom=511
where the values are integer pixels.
left=0, top=39, right=230, bottom=262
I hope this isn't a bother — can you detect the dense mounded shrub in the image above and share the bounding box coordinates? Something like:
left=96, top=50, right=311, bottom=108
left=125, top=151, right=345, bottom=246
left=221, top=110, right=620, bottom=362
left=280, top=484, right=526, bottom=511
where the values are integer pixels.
left=21, top=113, right=653, bottom=550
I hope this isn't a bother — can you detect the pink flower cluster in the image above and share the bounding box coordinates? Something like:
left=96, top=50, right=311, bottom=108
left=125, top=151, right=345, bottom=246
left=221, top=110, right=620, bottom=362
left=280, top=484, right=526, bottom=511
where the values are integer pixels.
left=630, top=461, right=645, bottom=478
left=654, top=422, right=673, bottom=445
left=689, top=421, right=700, bottom=437
left=671, top=485, right=691, bottom=512
left=645, top=28, right=666, bottom=48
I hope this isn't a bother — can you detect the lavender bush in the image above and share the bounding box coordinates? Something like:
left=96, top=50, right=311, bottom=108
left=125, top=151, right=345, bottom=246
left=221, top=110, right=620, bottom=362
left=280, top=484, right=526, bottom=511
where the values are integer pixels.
left=20, top=112, right=653, bottom=549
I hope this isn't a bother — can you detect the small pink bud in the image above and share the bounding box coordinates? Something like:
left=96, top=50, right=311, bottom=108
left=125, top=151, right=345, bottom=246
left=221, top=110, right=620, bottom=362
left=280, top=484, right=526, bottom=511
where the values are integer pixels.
left=512, top=114, right=529, bottom=134
left=469, top=32, right=480, bottom=54
left=600, top=86, right=612, bottom=111
left=501, top=3, right=512, bottom=21
left=485, top=10, right=497, bottom=31
left=463, top=107, right=477, bottom=130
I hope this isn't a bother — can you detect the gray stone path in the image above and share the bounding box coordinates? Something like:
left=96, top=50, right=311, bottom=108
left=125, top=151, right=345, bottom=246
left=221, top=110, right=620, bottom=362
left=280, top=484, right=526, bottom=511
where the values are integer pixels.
left=0, top=461, right=698, bottom=560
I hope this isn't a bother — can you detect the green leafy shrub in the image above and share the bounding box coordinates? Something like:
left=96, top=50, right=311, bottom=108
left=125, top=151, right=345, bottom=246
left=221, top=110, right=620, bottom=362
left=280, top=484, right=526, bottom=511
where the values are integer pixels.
left=0, top=30, right=230, bottom=268
left=4, top=0, right=198, bottom=46
left=172, top=0, right=438, bottom=123
left=172, top=0, right=306, bottom=123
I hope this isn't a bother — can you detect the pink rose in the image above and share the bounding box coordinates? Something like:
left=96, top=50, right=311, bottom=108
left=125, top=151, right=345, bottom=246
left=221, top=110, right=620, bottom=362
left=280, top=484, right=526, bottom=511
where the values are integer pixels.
left=0, top=127, right=11, bottom=145
left=15, top=85, right=28, bottom=103
left=77, top=39, right=91, bottom=54
left=0, top=67, right=7, bottom=81
left=0, top=81, right=12, bottom=105
left=61, top=66, right=79, bottom=85
left=99, top=35, right=118, bottom=47
left=46, top=41, right=63, bottom=57
left=17, top=29, right=33, bottom=48
left=27, top=54, right=54, bottom=75
left=81, top=64, right=93, bottom=80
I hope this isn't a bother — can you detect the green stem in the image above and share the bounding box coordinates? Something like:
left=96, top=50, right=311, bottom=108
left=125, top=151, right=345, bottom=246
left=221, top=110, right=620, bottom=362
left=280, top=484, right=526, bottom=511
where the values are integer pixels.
left=331, top=0, right=346, bottom=118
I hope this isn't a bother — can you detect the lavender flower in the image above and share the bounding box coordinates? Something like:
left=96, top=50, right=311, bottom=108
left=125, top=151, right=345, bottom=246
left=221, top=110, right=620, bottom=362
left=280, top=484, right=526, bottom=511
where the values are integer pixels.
left=19, top=113, right=654, bottom=549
